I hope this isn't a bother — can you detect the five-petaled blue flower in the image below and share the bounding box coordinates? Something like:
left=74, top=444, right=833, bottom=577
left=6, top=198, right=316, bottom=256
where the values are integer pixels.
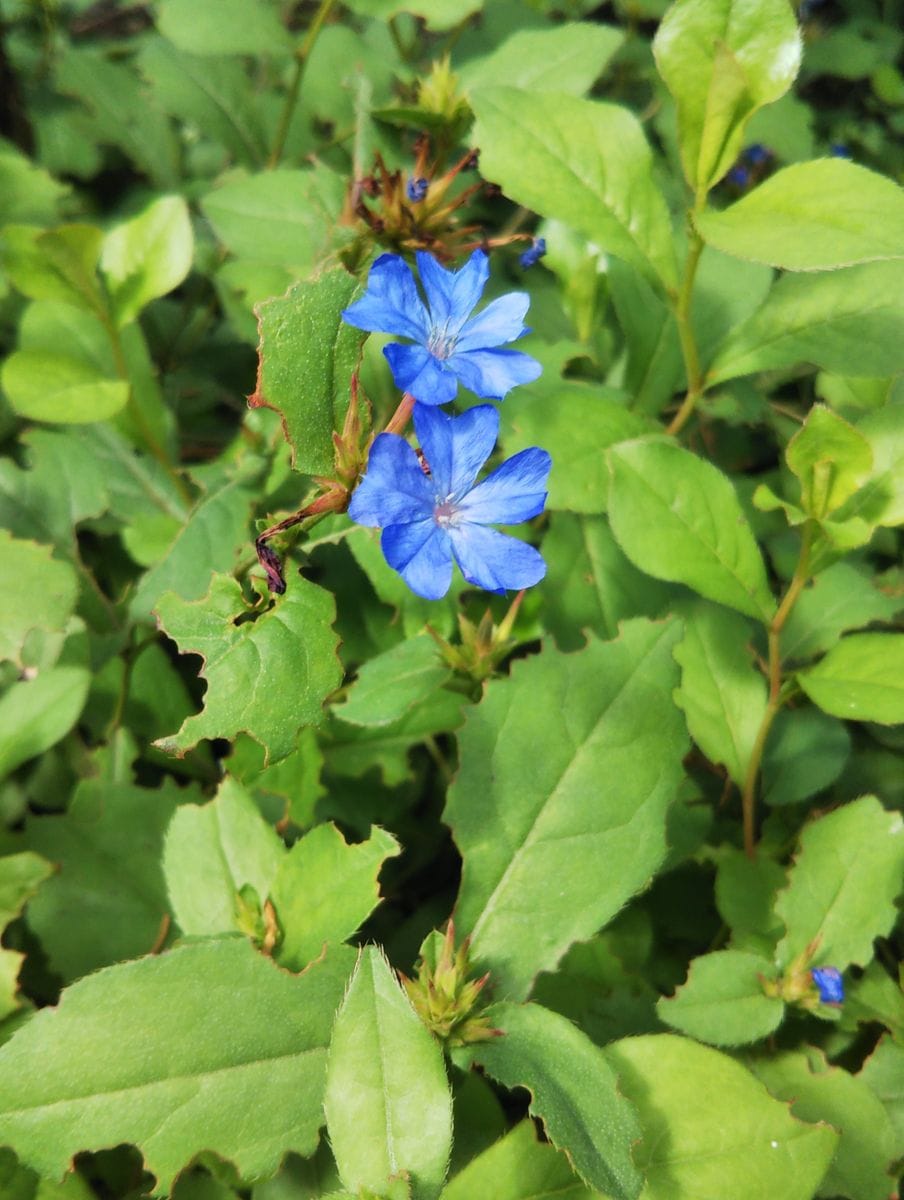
left=341, top=249, right=542, bottom=407
left=811, top=966, right=844, bottom=1005
left=348, top=402, right=550, bottom=600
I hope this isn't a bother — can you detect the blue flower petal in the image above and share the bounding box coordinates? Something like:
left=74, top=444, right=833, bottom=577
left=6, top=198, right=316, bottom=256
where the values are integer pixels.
left=382, top=520, right=454, bottom=599
left=342, top=254, right=430, bottom=342
left=448, top=524, right=546, bottom=593
left=449, top=347, right=542, bottom=400
left=458, top=446, right=551, bottom=524
left=455, top=292, right=530, bottom=352
left=348, top=433, right=433, bottom=527
left=417, top=249, right=490, bottom=336
left=384, top=343, right=459, bottom=405
left=811, top=966, right=844, bottom=1005
left=413, top=402, right=499, bottom=500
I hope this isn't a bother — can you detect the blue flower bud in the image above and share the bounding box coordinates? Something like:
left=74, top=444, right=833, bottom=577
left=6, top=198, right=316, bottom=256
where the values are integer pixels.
left=744, top=143, right=771, bottom=166
left=727, top=165, right=750, bottom=187
left=519, top=237, right=547, bottom=270
left=407, top=177, right=429, bottom=203
left=811, top=966, right=844, bottom=1005
left=830, top=143, right=852, bottom=159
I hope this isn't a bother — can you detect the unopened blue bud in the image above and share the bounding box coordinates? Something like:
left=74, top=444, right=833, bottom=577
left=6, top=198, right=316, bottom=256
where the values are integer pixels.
left=830, top=143, right=852, bottom=159
left=811, top=966, right=844, bottom=1005
left=727, top=165, right=750, bottom=187
left=744, top=143, right=771, bottom=166
left=407, top=177, right=429, bottom=203
left=519, top=237, right=547, bottom=269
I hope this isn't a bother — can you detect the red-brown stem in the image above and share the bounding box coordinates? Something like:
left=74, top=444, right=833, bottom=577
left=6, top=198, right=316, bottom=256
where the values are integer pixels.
left=384, top=391, right=416, bottom=436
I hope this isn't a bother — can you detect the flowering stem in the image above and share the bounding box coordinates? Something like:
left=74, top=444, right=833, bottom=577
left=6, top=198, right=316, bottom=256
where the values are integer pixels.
left=740, top=521, right=815, bottom=857
left=666, top=225, right=705, bottom=438
left=255, top=485, right=348, bottom=593
left=383, top=392, right=416, bottom=436
left=267, top=0, right=338, bottom=169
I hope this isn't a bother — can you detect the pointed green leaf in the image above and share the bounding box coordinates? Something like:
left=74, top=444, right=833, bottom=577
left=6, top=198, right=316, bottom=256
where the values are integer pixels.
left=336, top=635, right=450, bottom=728
left=657, top=949, right=783, bottom=1046
left=101, top=196, right=193, bottom=326
left=157, top=0, right=292, bottom=56
left=860, top=1037, right=904, bottom=1159
left=462, top=1002, right=641, bottom=1200
left=715, top=848, right=785, bottom=955
left=0, top=532, right=78, bottom=666
left=775, top=795, right=904, bottom=970
left=1, top=223, right=104, bottom=310
left=0, top=666, right=90, bottom=780
left=781, top=561, right=901, bottom=662
left=1, top=350, right=128, bottom=424
left=797, top=632, right=904, bottom=724
left=163, top=777, right=284, bottom=938
left=461, top=23, right=622, bottom=96
left=841, top=405, right=904, bottom=527
left=470, top=88, right=677, bottom=289
left=0, top=852, right=54, bottom=932
left=607, top=440, right=775, bottom=621
left=751, top=1050, right=897, bottom=1200
left=440, top=1119, right=595, bottom=1200
left=26, top=779, right=184, bottom=981
left=324, top=947, right=452, bottom=1200
left=271, top=823, right=399, bottom=970
left=786, top=405, right=873, bottom=518
left=696, top=159, right=904, bottom=270
left=447, top=619, right=686, bottom=999
left=673, top=601, right=767, bottom=786
left=653, top=0, right=801, bottom=193
left=606, top=1034, right=838, bottom=1200
left=708, top=262, right=904, bottom=383
left=251, top=270, right=365, bottom=476
left=0, top=939, right=354, bottom=1195
left=155, top=573, right=342, bottom=764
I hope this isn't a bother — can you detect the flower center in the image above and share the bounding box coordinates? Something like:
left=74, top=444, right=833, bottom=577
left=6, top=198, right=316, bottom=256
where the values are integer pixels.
left=427, top=323, right=456, bottom=360
left=433, top=497, right=460, bottom=528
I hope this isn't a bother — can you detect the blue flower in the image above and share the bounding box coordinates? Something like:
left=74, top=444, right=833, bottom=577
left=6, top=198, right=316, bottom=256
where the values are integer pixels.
left=811, top=966, right=844, bottom=1005
left=519, top=237, right=547, bottom=270
left=727, top=164, right=750, bottom=188
left=348, top=402, right=550, bottom=600
left=830, top=143, right=852, bottom=159
left=341, top=250, right=542, bottom=406
left=407, top=177, right=429, bottom=203
left=743, top=143, right=771, bottom=166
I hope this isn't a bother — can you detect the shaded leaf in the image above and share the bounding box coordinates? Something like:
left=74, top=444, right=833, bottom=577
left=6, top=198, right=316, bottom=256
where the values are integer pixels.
left=657, top=949, right=783, bottom=1047
left=797, top=632, right=904, bottom=724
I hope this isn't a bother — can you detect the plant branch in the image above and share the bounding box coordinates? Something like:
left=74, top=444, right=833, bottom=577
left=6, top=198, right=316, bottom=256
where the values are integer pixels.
left=267, top=0, right=338, bottom=169
left=666, top=224, right=705, bottom=437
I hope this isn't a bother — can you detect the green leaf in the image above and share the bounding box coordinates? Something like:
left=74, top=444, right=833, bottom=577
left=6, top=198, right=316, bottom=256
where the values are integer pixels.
left=775, top=795, right=904, bottom=971
left=440, top=1119, right=595, bottom=1200
left=271, top=823, right=399, bottom=971
left=797, top=632, right=904, bottom=724
left=251, top=270, right=365, bottom=476
left=342, top=0, right=480, bottom=30
left=158, top=0, right=292, bottom=56
left=695, top=159, right=904, bottom=270
left=1, top=349, right=128, bottom=423
left=203, top=167, right=347, bottom=271
left=673, top=600, right=767, bottom=786
left=0, top=852, right=54, bottom=931
left=155, top=573, right=342, bottom=764
left=1, top=224, right=104, bottom=311
left=606, top=1034, right=838, bottom=1200
left=335, top=635, right=450, bottom=728
left=653, top=0, right=801, bottom=194
left=460, top=23, right=622, bottom=96
left=715, top=847, right=785, bottom=955
left=656, top=949, right=783, bottom=1046
left=163, top=777, right=283, bottom=939
left=781, top=561, right=902, bottom=662
left=462, top=1001, right=641, bottom=1200
left=860, top=1037, right=904, bottom=1159
left=447, top=619, right=686, bottom=998
left=0, top=667, right=90, bottom=780
left=751, top=1050, right=897, bottom=1200
left=501, top=385, right=652, bottom=513
left=840, top=405, right=904, bottom=527
left=0, top=938, right=354, bottom=1195
left=785, top=404, right=873, bottom=518
left=25, top=779, right=183, bottom=981
left=129, top=476, right=258, bottom=621
left=0, top=532, right=78, bottom=666
left=100, top=196, right=193, bottom=327
left=470, top=88, right=677, bottom=289
left=708, top=262, right=904, bottom=383
left=324, top=947, right=452, bottom=1200
left=0, top=141, right=68, bottom=225
left=541, top=513, right=673, bottom=650
left=761, top=706, right=850, bottom=806
left=607, top=439, right=775, bottom=621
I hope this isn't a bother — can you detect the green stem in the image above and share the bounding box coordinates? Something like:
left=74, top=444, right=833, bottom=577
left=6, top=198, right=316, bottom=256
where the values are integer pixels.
left=267, top=0, right=338, bottom=169
left=740, top=521, right=815, bottom=857
left=666, top=224, right=706, bottom=437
